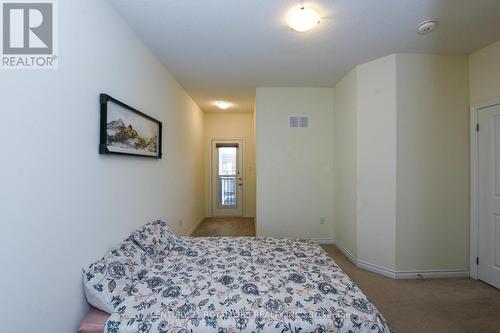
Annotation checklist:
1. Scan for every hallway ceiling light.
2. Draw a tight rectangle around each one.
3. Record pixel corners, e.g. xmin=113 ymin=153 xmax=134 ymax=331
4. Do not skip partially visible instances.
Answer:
xmin=287 ymin=5 xmax=320 ymax=32
xmin=215 ymin=101 xmax=231 ymax=110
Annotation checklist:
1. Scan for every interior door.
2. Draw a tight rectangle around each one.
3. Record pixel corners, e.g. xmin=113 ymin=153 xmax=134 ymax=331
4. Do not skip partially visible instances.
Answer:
xmin=211 ymin=140 xmax=243 ymax=216
xmin=478 ymin=103 xmax=500 ymax=289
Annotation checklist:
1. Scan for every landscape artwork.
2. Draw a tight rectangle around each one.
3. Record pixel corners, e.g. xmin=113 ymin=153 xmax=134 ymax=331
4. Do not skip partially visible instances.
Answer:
xmin=100 ymin=94 xmax=162 ymax=158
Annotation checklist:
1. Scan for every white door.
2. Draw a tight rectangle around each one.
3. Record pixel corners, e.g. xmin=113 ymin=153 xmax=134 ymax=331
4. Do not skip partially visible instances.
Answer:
xmin=478 ymin=103 xmax=500 ymax=289
xmin=211 ymin=140 xmax=244 ymax=216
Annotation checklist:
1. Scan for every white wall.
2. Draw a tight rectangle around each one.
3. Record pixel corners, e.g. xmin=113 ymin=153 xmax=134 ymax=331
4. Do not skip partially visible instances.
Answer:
xmin=204 ymin=113 xmax=256 ymax=217
xmin=255 ymin=88 xmax=334 ymax=240
xmin=333 ymin=68 xmax=358 ymax=256
xmin=469 ymin=40 xmax=500 ymax=105
xmin=395 ymin=54 xmax=469 ymax=271
xmin=356 ymin=55 xmax=398 ymax=271
xmin=0 ymin=1 xmax=205 ymax=332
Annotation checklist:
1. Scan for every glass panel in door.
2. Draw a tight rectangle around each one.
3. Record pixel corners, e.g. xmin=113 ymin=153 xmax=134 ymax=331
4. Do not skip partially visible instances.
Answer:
xmin=211 ymin=140 xmax=244 ymax=217
xmin=218 ymin=147 xmax=237 ymax=207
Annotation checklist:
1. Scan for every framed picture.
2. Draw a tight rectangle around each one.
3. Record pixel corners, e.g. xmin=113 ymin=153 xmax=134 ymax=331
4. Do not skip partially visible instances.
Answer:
xmin=99 ymin=94 xmax=162 ymax=159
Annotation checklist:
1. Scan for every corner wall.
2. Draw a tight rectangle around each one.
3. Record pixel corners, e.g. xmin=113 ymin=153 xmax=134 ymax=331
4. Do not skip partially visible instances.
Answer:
xmin=0 ymin=1 xmax=205 ymax=331
xmin=255 ymin=88 xmax=334 ymax=240
xmin=331 ymin=53 xmax=470 ymax=277
xmin=395 ymin=54 xmax=470 ymax=272
xmin=333 ymin=68 xmax=358 ymax=256
xmin=356 ymin=55 xmax=398 ymax=271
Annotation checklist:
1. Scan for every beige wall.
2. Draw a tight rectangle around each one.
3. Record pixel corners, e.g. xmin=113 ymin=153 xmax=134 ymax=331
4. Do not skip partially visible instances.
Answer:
xmin=356 ymin=55 xmax=398 ymax=271
xmin=203 ymin=113 xmax=256 ymax=217
xmin=330 ymin=53 xmax=470 ymax=275
xmin=395 ymin=54 xmax=470 ymax=271
xmin=469 ymin=40 xmax=500 ymax=105
xmin=333 ymin=68 xmax=358 ymax=256
xmin=255 ymin=54 xmax=471 ymax=274
xmin=255 ymin=88 xmax=335 ymax=240
xmin=0 ymin=0 xmax=205 ymax=331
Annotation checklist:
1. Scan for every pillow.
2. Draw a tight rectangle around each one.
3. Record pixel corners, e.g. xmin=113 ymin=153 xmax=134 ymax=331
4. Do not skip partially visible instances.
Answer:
xmin=131 ymin=219 xmax=178 ymax=261
xmin=82 ymin=238 xmax=152 ymax=313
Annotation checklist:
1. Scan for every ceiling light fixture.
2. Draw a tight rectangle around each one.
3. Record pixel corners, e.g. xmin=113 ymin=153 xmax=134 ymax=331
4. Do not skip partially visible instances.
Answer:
xmin=215 ymin=101 xmax=231 ymax=110
xmin=287 ymin=4 xmax=320 ymax=32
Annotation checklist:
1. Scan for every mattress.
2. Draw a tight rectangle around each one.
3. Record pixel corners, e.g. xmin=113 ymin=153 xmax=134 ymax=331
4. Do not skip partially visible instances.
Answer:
xmin=78 ymin=307 xmax=109 ymax=333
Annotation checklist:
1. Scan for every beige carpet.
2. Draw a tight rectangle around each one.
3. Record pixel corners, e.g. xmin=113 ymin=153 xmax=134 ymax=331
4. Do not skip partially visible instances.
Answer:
xmin=191 ymin=217 xmax=256 ymax=237
xmin=321 ymin=245 xmax=500 ymax=333
xmin=192 ymin=218 xmax=500 ymax=332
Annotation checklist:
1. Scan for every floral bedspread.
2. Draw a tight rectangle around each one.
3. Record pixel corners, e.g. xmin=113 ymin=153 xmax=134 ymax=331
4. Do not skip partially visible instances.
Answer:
xmin=102 ymin=237 xmax=391 ymax=333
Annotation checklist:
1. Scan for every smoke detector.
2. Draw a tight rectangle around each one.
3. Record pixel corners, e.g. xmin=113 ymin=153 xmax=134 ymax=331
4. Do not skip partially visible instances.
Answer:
xmin=417 ymin=20 xmax=437 ymax=34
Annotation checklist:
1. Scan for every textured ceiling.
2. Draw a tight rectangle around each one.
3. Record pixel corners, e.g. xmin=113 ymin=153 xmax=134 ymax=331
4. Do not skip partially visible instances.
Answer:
xmin=109 ymin=0 xmax=500 ymax=113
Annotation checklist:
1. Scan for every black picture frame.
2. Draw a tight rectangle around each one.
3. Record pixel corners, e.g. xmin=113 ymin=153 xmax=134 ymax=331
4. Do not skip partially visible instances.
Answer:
xmin=99 ymin=94 xmax=162 ymax=159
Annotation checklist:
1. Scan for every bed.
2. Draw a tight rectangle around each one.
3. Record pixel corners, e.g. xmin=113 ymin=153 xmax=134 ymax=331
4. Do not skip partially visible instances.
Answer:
xmin=82 ymin=221 xmax=391 ymax=333
xmin=78 ymin=307 xmax=109 ymax=333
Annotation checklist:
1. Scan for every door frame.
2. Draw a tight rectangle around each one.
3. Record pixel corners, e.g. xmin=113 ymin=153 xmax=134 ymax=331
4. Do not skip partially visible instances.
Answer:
xmin=470 ymin=98 xmax=500 ymax=280
xmin=208 ymin=137 xmax=245 ymax=217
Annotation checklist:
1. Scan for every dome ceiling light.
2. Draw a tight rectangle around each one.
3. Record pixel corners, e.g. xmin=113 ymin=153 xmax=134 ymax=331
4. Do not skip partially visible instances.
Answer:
xmin=287 ymin=3 xmax=321 ymax=32
xmin=215 ymin=101 xmax=231 ymax=110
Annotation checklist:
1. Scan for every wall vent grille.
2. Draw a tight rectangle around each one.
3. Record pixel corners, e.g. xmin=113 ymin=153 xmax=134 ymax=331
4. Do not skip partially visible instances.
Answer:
xmin=289 ymin=116 xmax=309 ymax=128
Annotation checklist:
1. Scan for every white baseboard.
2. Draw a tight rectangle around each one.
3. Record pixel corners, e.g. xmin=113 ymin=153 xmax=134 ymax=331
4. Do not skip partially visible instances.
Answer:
xmin=333 ymin=240 xmax=357 ymax=263
xmin=333 ymin=240 xmax=469 ymax=280
xmin=356 ymin=259 xmax=397 ymax=279
xmin=311 ymin=238 xmax=336 ymax=244
xmin=394 ymin=269 xmax=470 ymax=279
